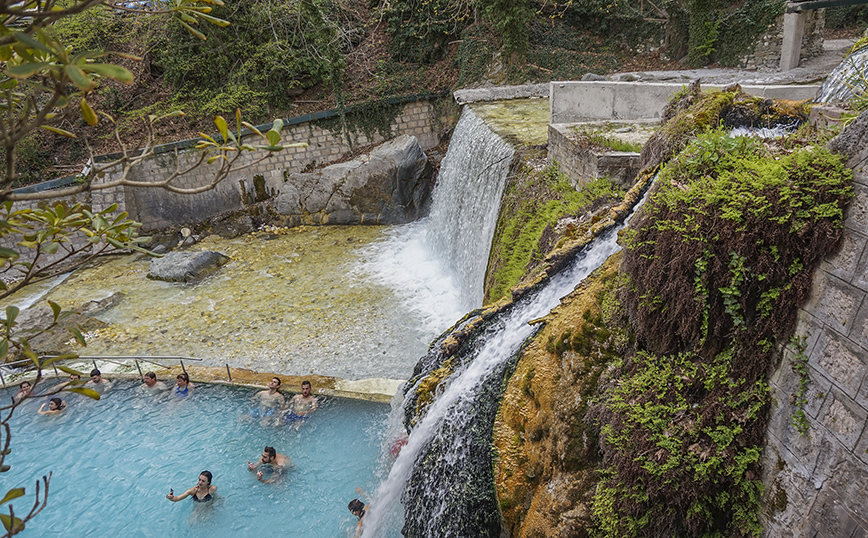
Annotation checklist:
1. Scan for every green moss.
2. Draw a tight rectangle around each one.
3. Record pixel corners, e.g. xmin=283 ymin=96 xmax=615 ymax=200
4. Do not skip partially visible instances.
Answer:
xmin=485 ymin=163 xmax=625 ymax=304
xmin=593 ymin=106 xmax=853 ymax=538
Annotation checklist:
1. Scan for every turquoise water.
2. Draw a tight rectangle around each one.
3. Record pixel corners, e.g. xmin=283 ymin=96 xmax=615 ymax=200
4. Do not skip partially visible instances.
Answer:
xmin=3 ymin=381 xmax=389 ymax=537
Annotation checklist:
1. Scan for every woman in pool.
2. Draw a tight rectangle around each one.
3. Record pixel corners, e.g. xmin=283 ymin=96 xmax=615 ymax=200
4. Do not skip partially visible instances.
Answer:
xmin=174 ymin=373 xmax=193 ymax=397
xmin=166 ymin=471 xmax=216 ymax=503
xmin=348 ymin=487 xmax=371 ymax=538
xmin=37 ymin=397 xmax=66 ymax=415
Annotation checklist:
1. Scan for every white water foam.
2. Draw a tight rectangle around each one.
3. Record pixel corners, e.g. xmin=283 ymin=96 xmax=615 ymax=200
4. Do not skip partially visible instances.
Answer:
xmin=356 ymin=107 xmax=515 ymax=337
xmin=361 ymin=223 xmax=630 ymax=537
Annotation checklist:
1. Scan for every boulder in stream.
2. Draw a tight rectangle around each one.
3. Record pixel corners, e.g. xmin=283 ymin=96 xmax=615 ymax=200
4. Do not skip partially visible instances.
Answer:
xmin=274 ymin=134 xmax=433 ymax=225
xmin=147 ymin=251 xmax=230 ymax=283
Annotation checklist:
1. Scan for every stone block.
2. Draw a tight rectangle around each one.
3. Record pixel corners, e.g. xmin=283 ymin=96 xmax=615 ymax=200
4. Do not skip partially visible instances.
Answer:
xmin=817 ymin=388 xmax=867 ymax=450
xmin=809 ymin=491 xmax=860 ymax=538
xmin=802 ymin=272 xmax=864 ymax=335
xmin=846 ymin=184 xmax=868 ymax=236
xmin=821 ymin=229 xmax=868 ymax=284
xmin=811 ymin=329 xmax=868 ymax=399
xmin=849 ymin=301 xmax=868 ymax=355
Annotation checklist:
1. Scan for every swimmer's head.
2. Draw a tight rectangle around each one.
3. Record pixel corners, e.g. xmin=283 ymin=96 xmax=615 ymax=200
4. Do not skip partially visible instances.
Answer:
xmin=90 ymin=369 xmax=101 ymax=382
xmin=144 ymin=372 xmax=157 ymax=386
xmin=262 ymin=446 xmax=276 ymax=463
xmin=348 ymin=499 xmax=365 ymax=518
xmin=177 ymin=373 xmax=190 ymax=385
xmin=270 ymin=377 xmax=281 ymax=389
xmin=20 ymin=381 xmax=31 ymax=391
xmin=301 ymin=380 xmax=311 ymax=395
xmin=48 ymin=397 xmax=63 ymax=410
xmin=199 ymin=471 xmax=212 ymax=486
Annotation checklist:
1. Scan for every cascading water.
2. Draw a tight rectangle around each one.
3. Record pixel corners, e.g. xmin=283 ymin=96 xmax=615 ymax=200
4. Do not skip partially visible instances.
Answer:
xmin=359 ymin=107 xmax=514 ymax=321
xmin=815 ymin=43 xmax=868 ymax=105
xmin=361 ymin=202 xmax=647 ymax=537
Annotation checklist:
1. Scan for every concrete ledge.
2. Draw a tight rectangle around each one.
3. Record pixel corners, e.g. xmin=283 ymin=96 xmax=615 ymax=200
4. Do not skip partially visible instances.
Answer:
xmin=454 ymin=84 xmax=549 ymax=105
xmin=550 ymin=81 xmax=822 ymax=123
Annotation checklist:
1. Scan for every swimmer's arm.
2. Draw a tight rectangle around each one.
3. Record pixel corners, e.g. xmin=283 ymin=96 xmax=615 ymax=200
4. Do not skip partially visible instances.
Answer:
xmin=167 ymin=487 xmax=195 ymax=502
xmin=247 ymin=460 xmax=258 ymax=472
xmin=310 ymin=397 xmax=319 ymax=412
xmin=37 ymin=403 xmax=50 ymax=415
xmin=355 ymin=487 xmax=372 ymax=503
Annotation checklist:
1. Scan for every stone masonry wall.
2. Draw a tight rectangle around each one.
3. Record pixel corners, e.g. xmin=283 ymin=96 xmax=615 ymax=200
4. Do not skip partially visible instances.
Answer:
xmin=761 ymin=116 xmax=868 ymax=537
xmin=740 ymin=8 xmax=825 ymax=70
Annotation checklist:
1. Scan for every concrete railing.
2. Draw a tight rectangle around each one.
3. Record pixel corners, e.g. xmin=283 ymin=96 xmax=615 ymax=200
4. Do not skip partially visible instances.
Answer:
xmin=550 ymin=81 xmax=822 ymax=123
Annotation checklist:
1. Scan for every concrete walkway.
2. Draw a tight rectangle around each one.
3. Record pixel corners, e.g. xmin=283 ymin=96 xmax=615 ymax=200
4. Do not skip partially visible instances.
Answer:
xmin=611 ymin=38 xmax=857 ymax=86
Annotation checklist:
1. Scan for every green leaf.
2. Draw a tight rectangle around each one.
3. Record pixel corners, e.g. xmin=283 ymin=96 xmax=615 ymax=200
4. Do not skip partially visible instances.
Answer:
xmin=196 ymin=12 xmax=230 ymax=26
xmin=0 ymin=465 xmax=9 ymax=473
xmin=106 ymin=237 xmax=125 ymax=249
xmin=266 ymin=129 xmax=281 ymax=147
xmin=40 ymin=125 xmax=77 ymax=138
xmin=179 ymin=20 xmax=207 ymax=40
xmin=68 ymin=327 xmax=86 ymax=347
xmin=5 ymin=62 xmax=51 ymax=79
xmin=49 ymin=301 xmax=61 ymax=322
xmin=40 ymin=353 xmax=78 ymax=368
xmin=0 ymin=339 xmax=8 ymax=360
xmin=66 ymin=386 xmax=100 ymax=400
xmin=65 ymin=64 xmax=95 ymax=91
xmin=0 ymin=511 xmax=24 ymax=532
xmin=0 ymin=488 xmax=25 ymax=506
xmin=81 ymin=97 xmax=98 ymax=126
xmin=241 ymin=122 xmax=264 ymax=138
xmin=42 ymin=241 xmax=58 ymax=255
xmin=83 ymin=63 xmax=134 ymax=85
xmin=11 ymin=31 xmax=52 ymax=54
xmin=5 ymin=306 xmax=18 ymax=328
xmin=57 ymin=365 xmax=84 ymax=376
xmin=214 ymin=116 xmax=228 ymax=143
xmin=0 ymin=247 xmax=19 ymax=259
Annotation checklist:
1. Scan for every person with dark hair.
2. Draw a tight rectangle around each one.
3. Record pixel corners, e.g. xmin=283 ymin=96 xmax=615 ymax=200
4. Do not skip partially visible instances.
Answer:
xmin=249 ymin=377 xmax=284 ymax=419
xmin=282 ymin=380 xmax=318 ymax=429
xmin=37 ymin=397 xmax=66 ymax=415
xmin=141 ymin=372 xmax=167 ymax=393
xmin=166 ymin=471 xmax=216 ymax=502
xmin=348 ymin=487 xmax=371 ymax=538
xmin=174 ymin=373 xmax=193 ymax=398
xmin=247 ymin=445 xmax=291 ymax=483
xmin=13 ymin=381 xmax=32 ymax=403
xmin=86 ymin=369 xmax=112 ymax=394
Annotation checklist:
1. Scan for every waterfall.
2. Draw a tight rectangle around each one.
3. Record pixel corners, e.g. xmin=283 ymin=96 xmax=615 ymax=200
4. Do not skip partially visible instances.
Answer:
xmin=357 ymin=106 xmax=515 ymax=335
xmin=361 ymin=208 xmax=644 ymax=537
xmin=815 ymin=43 xmax=868 ymax=105
xmin=424 ymin=107 xmax=514 ymax=311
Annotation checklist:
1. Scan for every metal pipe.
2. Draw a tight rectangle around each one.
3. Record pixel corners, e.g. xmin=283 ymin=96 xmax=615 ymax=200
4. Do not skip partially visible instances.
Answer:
xmin=0 ymin=369 xmax=5 ymax=387
xmin=225 ymin=364 xmax=232 ymax=381
xmin=135 ymin=360 xmax=144 ymax=381
xmin=180 ymin=360 xmax=187 ymax=376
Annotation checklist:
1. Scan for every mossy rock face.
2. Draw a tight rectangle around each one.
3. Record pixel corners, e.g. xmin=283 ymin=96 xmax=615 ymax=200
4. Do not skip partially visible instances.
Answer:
xmin=494 ymin=256 xmax=630 ymax=538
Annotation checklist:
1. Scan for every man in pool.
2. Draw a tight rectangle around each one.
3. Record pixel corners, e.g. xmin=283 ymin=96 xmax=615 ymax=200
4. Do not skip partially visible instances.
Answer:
xmin=247 ymin=446 xmax=291 ymax=483
xmin=282 ymin=380 xmax=318 ymax=428
xmin=250 ymin=377 xmax=284 ymax=417
xmin=86 ymin=369 xmax=112 ymax=394
xmin=140 ymin=372 xmax=168 ymax=393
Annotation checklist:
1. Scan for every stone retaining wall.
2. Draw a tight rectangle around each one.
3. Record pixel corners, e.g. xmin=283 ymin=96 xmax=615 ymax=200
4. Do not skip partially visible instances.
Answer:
xmin=740 ymin=8 xmax=825 ymax=70
xmin=761 ymin=116 xmax=868 ymax=537
xmin=121 ymin=99 xmax=446 ymax=231
xmin=547 ymin=124 xmax=641 ymax=189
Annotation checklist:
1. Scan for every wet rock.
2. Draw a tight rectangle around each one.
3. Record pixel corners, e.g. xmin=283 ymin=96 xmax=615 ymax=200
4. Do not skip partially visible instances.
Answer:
xmin=147 ymin=251 xmax=230 ymax=283
xmin=274 ymin=135 xmax=433 ymax=225
xmin=10 ymin=298 xmax=114 ymax=358
xmin=208 ymin=213 xmax=256 ymax=238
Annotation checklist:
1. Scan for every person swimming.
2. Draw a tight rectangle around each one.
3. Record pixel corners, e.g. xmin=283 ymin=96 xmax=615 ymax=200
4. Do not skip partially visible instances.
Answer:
xmin=166 ymin=471 xmax=216 ymax=503
xmin=37 ymin=397 xmax=66 ymax=415
xmin=174 ymin=373 xmax=193 ymax=398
